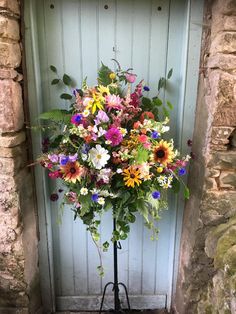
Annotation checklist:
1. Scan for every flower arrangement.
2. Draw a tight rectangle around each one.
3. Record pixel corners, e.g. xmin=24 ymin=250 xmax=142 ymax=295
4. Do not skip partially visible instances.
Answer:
xmin=38 ymin=61 xmax=190 ymax=258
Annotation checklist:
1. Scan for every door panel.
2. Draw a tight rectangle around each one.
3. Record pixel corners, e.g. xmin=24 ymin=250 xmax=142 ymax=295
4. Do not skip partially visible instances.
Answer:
xmin=25 ymin=0 xmax=203 ymax=311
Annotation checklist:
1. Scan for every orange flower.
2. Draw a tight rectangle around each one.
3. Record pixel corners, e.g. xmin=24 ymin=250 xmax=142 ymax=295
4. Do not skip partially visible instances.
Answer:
xmin=60 ymin=161 xmax=85 ymax=183
xmin=123 ymin=166 xmax=142 ymax=188
xmin=140 ymin=111 xmax=155 ymax=123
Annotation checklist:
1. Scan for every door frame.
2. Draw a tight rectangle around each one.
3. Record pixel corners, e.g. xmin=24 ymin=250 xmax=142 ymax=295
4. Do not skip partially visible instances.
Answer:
xmin=24 ymin=0 xmax=204 ymax=312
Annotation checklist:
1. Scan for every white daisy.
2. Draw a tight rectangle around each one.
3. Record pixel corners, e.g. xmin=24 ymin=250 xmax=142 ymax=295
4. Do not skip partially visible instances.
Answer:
xmin=88 ymin=145 xmax=110 ymax=170
xmin=80 ymin=188 xmax=88 ymax=195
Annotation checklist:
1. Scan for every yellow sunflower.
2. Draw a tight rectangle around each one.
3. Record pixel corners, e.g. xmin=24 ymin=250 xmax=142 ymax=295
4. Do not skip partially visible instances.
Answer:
xmin=97 ymin=85 xmax=110 ymax=97
xmin=153 ymin=140 xmax=174 ymax=166
xmin=60 ymin=161 xmax=85 ymax=184
xmin=122 ymin=166 xmax=142 ymax=188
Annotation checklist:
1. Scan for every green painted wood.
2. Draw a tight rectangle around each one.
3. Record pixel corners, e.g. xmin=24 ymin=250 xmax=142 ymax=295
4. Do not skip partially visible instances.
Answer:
xmin=24 ymin=0 xmax=204 ymax=311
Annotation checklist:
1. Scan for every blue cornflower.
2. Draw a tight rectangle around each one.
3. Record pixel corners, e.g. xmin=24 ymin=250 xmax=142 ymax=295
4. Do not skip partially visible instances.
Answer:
xmin=60 ymin=155 xmax=69 ymax=166
xmin=151 ymin=131 xmax=159 ymax=139
xmin=81 ymin=144 xmax=90 ymax=154
xmin=143 ymin=86 xmax=150 ymax=91
xmin=178 ymin=168 xmax=186 ymax=176
xmin=91 ymin=194 xmax=99 ymax=202
xmin=152 ymin=191 xmax=161 ymax=199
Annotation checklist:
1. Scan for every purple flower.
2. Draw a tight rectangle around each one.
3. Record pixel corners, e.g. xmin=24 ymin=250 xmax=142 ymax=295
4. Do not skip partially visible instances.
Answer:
xmin=105 ymin=127 xmax=123 ymax=146
xmin=94 ymin=110 xmax=109 ymax=125
xmin=69 ymin=153 xmax=78 ymax=162
xmin=48 ymin=154 xmax=59 ymax=163
xmin=152 ymin=191 xmax=161 ymax=199
xmin=178 ymin=168 xmax=186 ymax=176
xmin=50 ymin=193 xmax=59 ymax=202
xmin=59 ymin=155 xmax=69 ymax=166
xmin=91 ymin=193 xmax=99 ymax=202
xmin=151 ymin=131 xmax=159 ymax=139
xmin=143 ymin=86 xmax=150 ymax=91
xmin=71 ymin=114 xmax=83 ymax=125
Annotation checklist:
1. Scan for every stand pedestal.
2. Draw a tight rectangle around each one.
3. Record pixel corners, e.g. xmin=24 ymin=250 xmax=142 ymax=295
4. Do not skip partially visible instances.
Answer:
xmin=99 ymin=218 xmax=131 ymax=313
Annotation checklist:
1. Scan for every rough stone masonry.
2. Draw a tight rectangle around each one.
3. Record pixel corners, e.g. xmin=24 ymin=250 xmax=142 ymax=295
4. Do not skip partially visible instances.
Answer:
xmin=0 ymin=0 xmax=41 ymax=313
xmin=175 ymin=0 xmax=236 ymax=313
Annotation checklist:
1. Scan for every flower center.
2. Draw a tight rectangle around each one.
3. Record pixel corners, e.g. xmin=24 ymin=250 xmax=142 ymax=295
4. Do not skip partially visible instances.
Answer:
xmin=96 ymin=154 xmax=102 ymax=160
xmin=130 ymin=174 xmax=135 ymax=179
xmin=70 ymin=167 xmax=76 ymax=174
xmin=156 ymin=149 xmax=165 ymax=158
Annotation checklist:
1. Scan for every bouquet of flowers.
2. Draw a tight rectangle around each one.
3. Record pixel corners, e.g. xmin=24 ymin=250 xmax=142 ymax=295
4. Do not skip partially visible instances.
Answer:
xmin=38 ymin=61 xmax=190 ymax=254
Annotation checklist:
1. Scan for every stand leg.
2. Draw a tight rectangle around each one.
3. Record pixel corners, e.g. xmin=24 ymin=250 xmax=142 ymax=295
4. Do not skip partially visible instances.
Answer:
xmin=99 ymin=215 xmax=131 ymax=313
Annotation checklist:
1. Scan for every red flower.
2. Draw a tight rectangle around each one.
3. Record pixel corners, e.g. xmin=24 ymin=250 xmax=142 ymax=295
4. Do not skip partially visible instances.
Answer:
xmin=140 ymin=111 xmax=155 ymax=123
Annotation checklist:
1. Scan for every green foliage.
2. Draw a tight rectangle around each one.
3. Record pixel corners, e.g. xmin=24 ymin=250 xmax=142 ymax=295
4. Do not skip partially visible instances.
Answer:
xmin=39 ymin=109 xmax=71 ymax=123
xmin=50 ymin=65 xmax=57 ymax=73
xmin=98 ymin=62 xmax=112 ymax=86
xmin=60 ymin=93 xmax=73 ymax=100
xmin=63 ymin=74 xmax=72 ymax=86
xmin=51 ymin=78 xmax=60 ymax=85
xmin=167 ymin=68 xmax=173 ymax=79
xmin=135 ymin=146 xmax=149 ymax=163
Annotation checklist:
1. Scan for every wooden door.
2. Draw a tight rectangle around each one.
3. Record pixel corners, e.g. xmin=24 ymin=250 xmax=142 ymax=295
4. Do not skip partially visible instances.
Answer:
xmin=24 ymin=0 xmax=204 ymax=312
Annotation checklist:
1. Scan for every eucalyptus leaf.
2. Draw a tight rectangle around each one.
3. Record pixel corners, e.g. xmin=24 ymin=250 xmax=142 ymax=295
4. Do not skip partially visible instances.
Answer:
xmin=153 ymin=97 xmax=162 ymax=107
xmin=184 ymin=187 xmax=190 ymax=199
xmin=50 ymin=65 xmax=57 ymax=73
xmin=51 ymin=78 xmax=60 ymax=85
xmin=142 ymin=97 xmax=152 ymax=106
xmin=167 ymin=68 xmax=173 ymax=79
xmin=39 ymin=109 xmax=71 ymax=122
xmin=63 ymin=74 xmax=72 ymax=86
xmin=167 ymin=101 xmax=174 ymax=110
xmin=60 ymin=93 xmax=73 ymax=100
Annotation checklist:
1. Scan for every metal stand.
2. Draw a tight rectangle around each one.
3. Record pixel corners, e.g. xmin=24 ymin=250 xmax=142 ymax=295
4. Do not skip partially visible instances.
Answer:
xmin=99 ymin=218 xmax=131 ymax=313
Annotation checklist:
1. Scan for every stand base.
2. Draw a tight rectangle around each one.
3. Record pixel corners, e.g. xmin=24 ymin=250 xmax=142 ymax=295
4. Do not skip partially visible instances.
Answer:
xmin=99 ymin=281 xmax=131 ymax=314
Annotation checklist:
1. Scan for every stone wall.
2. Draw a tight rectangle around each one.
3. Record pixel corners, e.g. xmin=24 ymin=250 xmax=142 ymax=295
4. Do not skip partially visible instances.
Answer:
xmin=175 ymin=0 xmax=236 ymax=313
xmin=0 ymin=0 xmax=41 ymax=313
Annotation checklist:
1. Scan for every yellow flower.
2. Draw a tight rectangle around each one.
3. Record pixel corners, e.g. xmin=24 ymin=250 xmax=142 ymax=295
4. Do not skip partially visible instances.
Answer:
xmin=109 ymin=72 xmax=116 ymax=80
xmin=153 ymin=140 xmax=174 ymax=166
xmin=122 ymin=166 xmax=142 ymax=188
xmin=97 ymin=85 xmax=110 ymax=96
xmin=157 ymin=167 xmax=163 ymax=173
xmin=91 ymin=92 xmax=104 ymax=114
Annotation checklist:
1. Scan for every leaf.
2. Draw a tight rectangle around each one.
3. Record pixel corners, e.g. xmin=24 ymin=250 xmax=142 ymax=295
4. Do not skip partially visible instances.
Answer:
xmin=60 ymin=93 xmax=73 ymax=100
xmin=137 ymin=198 xmax=149 ymax=223
xmin=184 ymin=187 xmax=190 ymax=199
xmin=167 ymin=101 xmax=173 ymax=110
xmin=50 ymin=65 xmax=57 ymax=73
xmin=167 ymin=68 xmax=173 ymax=79
xmin=98 ymin=62 xmax=112 ymax=86
xmin=163 ymin=107 xmax=170 ymax=118
xmin=142 ymin=97 xmax=152 ymax=106
xmin=39 ymin=109 xmax=71 ymax=122
xmin=136 ymin=146 xmax=149 ymax=163
xmin=147 ymin=194 xmax=160 ymax=210
xmin=158 ymin=77 xmax=166 ymax=91
xmin=63 ymin=74 xmax=72 ymax=86
xmin=153 ymin=97 xmax=162 ymax=107
xmin=82 ymin=76 xmax=88 ymax=90
xmin=172 ymin=178 xmax=180 ymax=194
xmin=51 ymin=78 xmax=60 ymax=85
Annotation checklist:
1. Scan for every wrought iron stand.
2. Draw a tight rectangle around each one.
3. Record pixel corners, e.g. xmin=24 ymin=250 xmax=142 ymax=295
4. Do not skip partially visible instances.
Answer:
xmin=99 ymin=218 xmax=131 ymax=313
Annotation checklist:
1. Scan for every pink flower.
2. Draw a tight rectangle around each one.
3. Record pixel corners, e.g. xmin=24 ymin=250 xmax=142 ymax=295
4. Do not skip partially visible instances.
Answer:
xmin=105 ymin=95 xmax=124 ymax=111
xmin=125 ymin=73 xmax=136 ymax=83
xmin=94 ymin=110 xmax=109 ymax=125
xmin=138 ymin=134 xmax=148 ymax=143
xmin=105 ymin=127 xmax=123 ymax=146
xmin=48 ymin=170 xmax=62 ymax=179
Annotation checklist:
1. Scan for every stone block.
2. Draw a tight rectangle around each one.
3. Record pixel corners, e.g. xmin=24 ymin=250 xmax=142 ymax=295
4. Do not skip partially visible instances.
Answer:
xmin=0 ymin=80 xmax=23 ymax=132
xmin=201 ymin=209 xmax=225 ymax=226
xmin=0 ymin=16 xmax=19 ymax=41
xmin=0 ymin=132 xmax=25 ymax=147
xmin=205 ymin=215 xmax=236 ymax=258
xmin=206 ymin=168 xmax=220 ymax=178
xmin=205 ymin=177 xmax=218 ymax=190
xmin=0 ymin=155 xmax=26 ymax=176
xmin=201 ymin=191 xmax=236 ymax=218
xmin=218 ymin=0 xmax=236 ymax=15
xmin=208 ymin=54 xmax=236 ymax=71
xmin=211 ymin=126 xmax=234 ymax=146
xmin=0 ymin=42 xmax=21 ymax=68
xmin=219 ymin=171 xmax=236 ymax=189
xmin=224 ymin=16 xmax=236 ymax=31
xmin=210 ymin=32 xmax=236 ymax=55
xmin=223 ymin=245 xmax=236 ymax=276
xmin=0 ymin=145 xmax=25 ymax=158
xmin=0 ymin=0 xmax=20 ymax=15
xmin=208 ymin=151 xmax=236 ymax=170
xmin=215 ymin=226 xmax=236 ymax=269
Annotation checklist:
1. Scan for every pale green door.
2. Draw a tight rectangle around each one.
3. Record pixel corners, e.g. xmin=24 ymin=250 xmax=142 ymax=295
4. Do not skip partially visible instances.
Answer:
xmin=24 ymin=0 xmax=203 ymax=312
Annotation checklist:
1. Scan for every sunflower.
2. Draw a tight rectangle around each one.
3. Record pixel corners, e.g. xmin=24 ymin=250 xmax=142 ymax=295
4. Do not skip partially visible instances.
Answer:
xmin=60 ymin=161 xmax=85 ymax=183
xmin=97 ymin=85 xmax=110 ymax=97
xmin=122 ymin=166 xmax=142 ymax=188
xmin=153 ymin=140 xmax=174 ymax=166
